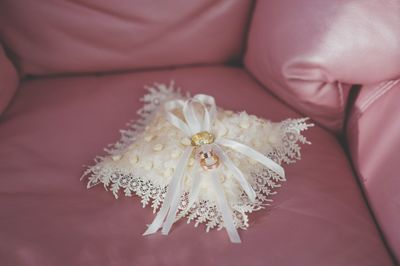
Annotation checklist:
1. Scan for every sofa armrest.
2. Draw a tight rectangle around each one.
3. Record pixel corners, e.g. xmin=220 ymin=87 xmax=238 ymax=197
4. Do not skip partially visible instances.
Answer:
xmin=0 ymin=43 xmax=19 ymax=115
xmin=346 ymin=79 xmax=400 ymax=258
xmin=245 ymin=0 xmax=400 ymax=133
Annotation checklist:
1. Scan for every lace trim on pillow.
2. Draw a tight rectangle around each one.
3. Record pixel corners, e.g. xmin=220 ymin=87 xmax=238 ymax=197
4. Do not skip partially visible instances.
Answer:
xmin=82 ymin=83 xmax=313 ymax=232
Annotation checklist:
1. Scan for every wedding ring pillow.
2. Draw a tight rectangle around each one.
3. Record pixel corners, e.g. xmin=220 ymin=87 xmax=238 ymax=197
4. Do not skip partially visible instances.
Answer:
xmin=82 ymin=83 xmax=313 ymax=243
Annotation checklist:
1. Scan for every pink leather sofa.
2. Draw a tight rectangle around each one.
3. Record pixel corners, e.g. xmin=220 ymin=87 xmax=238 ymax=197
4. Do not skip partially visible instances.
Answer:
xmin=1 ymin=1 xmax=399 ymax=265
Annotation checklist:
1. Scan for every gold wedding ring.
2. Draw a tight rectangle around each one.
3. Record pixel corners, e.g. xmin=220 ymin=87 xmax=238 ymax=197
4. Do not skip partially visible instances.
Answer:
xmin=191 ymin=131 xmax=215 ymax=146
xmin=199 ymin=150 xmax=220 ymax=170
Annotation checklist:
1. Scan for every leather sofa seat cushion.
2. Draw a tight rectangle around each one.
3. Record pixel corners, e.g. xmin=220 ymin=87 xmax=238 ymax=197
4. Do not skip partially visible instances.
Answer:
xmin=0 ymin=66 xmax=392 ymax=265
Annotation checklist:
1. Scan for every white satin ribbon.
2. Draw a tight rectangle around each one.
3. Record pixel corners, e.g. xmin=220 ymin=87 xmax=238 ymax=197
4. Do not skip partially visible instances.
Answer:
xmin=216 ymin=138 xmax=285 ymax=179
xmin=210 ymin=170 xmax=241 ymax=243
xmin=143 ymin=94 xmax=285 ymax=243
xmin=143 ymin=146 xmax=193 ymax=236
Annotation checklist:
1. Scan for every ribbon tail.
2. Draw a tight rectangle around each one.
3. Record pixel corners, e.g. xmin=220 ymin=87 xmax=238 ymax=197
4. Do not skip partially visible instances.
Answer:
xmin=143 ymin=146 xmax=193 ymax=236
xmin=175 ymin=170 xmax=203 ymax=220
xmin=217 ymin=138 xmax=285 ymax=179
xmin=161 ymin=184 xmax=183 ymax=235
xmin=210 ymin=170 xmax=241 ymax=243
xmin=186 ymin=170 xmax=203 ymax=213
xmin=213 ymin=145 xmax=256 ymax=202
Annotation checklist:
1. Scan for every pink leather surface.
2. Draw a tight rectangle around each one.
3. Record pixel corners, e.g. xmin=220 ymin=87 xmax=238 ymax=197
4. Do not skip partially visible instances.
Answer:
xmin=0 ymin=66 xmax=392 ymax=265
xmin=0 ymin=44 xmax=18 ymax=115
xmin=0 ymin=0 xmax=252 ymax=76
xmin=245 ymin=0 xmax=400 ymax=133
xmin=347 ymin=79 xmax=400 ymax=260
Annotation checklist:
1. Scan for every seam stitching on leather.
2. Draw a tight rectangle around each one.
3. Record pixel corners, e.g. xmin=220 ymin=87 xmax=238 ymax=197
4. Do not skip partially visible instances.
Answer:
xmin=360 ymin=79 xmax=399 ymax=113
xmin=337 ymin=81 xmax=344 ymax=110
xmin=359 ymin=81 xmax=390 ymax=112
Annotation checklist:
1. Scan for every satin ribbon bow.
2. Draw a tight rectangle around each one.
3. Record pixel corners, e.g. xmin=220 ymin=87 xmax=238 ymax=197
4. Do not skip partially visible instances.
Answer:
xmin=143 ymin=94 xmax=285 ymax=243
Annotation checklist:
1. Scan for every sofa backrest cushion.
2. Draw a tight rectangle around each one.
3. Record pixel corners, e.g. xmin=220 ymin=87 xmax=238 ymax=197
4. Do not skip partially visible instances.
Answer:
xmin=245 ymin=0 xmax=400 ymax=133
xmin=0 ymin=0 xmax=253 ymax=76
xmin=0 ymin=44 xmax=18 ymax=115
xmin=346 ymin=79 xmax=400 ymax=259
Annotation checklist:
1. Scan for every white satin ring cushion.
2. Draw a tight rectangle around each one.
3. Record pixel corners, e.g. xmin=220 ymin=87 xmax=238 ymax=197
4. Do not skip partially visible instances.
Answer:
xmin=82 ymin=83 xmax=313 ymax=243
